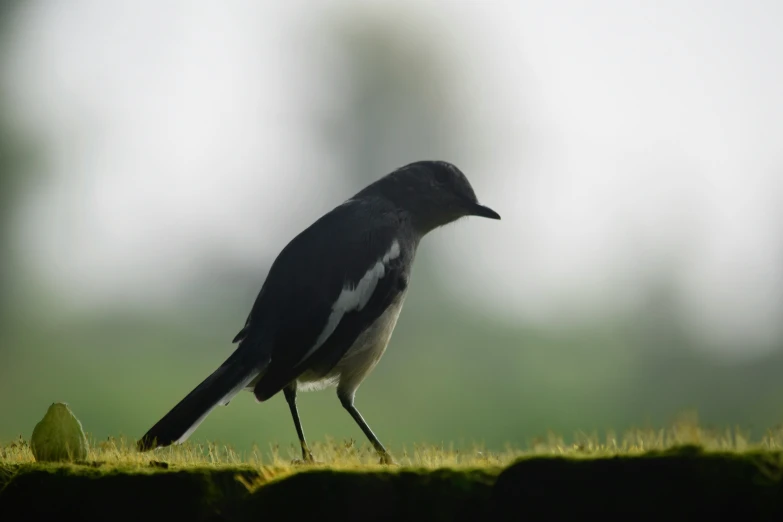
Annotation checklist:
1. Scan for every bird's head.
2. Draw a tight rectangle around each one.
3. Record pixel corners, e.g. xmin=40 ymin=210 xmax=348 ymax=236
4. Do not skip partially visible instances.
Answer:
xmin=372 ymin=160 xmax=500 ymax=233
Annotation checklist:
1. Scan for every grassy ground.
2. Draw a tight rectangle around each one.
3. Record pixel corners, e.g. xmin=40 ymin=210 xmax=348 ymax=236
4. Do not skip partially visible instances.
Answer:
xmin=3 ymin=415 xmax=783 ymax=471
xmin=3 ymin=419 xmax=783 ymax=521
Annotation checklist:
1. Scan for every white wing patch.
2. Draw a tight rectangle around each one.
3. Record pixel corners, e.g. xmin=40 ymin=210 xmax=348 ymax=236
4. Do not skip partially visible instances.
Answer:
xmin=297 ymin=239 xmax=401 ymax=366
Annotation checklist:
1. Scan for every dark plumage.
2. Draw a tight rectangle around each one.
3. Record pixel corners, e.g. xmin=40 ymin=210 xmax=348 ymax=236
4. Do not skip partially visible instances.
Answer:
xmin=136 ymin=160 xmax=500 ymax=464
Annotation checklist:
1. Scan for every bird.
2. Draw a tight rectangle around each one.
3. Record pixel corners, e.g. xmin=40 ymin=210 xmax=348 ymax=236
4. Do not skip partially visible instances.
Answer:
xmin=136 ymin=160 xmax=500 ymax=464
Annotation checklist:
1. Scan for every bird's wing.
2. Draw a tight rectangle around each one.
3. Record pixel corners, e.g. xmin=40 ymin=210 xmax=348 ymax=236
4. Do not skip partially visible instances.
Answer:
xmin=230 ymin=198 xmax=412 ymax=401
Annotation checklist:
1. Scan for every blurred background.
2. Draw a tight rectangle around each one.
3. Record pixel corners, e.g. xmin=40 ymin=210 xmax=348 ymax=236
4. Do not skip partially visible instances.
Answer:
xmin=2 ymin=0 xmax=783 ymax=457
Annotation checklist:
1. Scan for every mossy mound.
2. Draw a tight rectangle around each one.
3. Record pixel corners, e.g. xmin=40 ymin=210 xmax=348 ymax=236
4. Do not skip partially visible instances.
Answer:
xmin=491 ymin=444 xmax=783 ymax=520
xmin=2 ymin=445 xmax=782 ymax=521
xmin=30 ymin=403 xmax=89 ymax=462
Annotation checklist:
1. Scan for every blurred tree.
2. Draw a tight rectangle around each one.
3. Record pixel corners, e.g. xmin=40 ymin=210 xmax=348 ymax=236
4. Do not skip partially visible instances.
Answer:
xmin=314 ymin=15 xmax=463 ymax=186
xmin=305 ymin=8 xmax=485 ymax=320
xmin=0 ymin=0 xmax=34 ymax=326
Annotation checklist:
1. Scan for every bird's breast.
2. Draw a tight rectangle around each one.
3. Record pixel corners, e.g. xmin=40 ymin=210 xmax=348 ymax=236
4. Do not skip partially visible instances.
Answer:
xmin=342 ymin=294 xmax=406 ymax=361
xmin=296 ymin=292 xmax=407 ymax=393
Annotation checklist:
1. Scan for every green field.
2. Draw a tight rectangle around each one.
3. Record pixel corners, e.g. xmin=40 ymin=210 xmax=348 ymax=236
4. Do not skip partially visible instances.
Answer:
xmin=3 ymin=422 xmax=783 ymax=521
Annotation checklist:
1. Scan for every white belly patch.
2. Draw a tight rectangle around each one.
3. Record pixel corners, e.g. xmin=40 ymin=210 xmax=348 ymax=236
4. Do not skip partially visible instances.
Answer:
xmin=296 ymin=293 xmax=406 ymax=393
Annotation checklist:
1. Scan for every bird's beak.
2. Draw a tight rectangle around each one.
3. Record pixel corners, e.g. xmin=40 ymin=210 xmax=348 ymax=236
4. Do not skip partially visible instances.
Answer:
xmin=468 ymin=202 xmax=501 ymax=220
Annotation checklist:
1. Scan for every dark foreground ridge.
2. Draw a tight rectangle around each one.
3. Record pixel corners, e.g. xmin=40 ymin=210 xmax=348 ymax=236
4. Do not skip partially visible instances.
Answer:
xmin=2 ymin=445 xmax=783 ymax=521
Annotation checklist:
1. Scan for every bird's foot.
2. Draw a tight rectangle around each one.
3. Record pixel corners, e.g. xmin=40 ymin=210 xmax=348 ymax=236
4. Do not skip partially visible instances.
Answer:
xmin=290 ymin=457 xmax=323 ymax=466
xmin=291 ymin=451 xmax=321 ymax=466
xmin=378 ymin=452 xmax=396 ymax=466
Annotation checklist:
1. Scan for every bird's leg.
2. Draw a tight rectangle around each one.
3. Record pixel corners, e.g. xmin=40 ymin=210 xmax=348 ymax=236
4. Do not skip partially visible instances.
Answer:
xmin=283 ymin=384 xmax=314 ymax=463
xmin=338 ymin=391 xmax=395 ymax=465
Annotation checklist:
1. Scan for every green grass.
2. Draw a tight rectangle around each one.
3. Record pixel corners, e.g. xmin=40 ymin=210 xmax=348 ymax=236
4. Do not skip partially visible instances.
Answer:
xmin=4 ymin=414 xmax=783 ymax=471
xmin=3 ymin=419 xmax=783 ymax=521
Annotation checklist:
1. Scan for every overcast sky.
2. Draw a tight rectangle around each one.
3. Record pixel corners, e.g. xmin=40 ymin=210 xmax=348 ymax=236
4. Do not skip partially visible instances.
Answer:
xmin=3 ymin=0 xmax=783 ymax=360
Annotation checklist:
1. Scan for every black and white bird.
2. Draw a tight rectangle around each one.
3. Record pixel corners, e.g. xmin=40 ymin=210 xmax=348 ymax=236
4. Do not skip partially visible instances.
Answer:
xmin=136 ymin=160 xmax=500 ymax=464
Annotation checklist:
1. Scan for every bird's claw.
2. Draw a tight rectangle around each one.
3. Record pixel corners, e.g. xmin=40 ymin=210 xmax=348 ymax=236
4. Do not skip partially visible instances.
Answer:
xmin=291 ymin=455 xmax=322 ymax=466
xmin=378 ymin=452 xmax=396 ymax=466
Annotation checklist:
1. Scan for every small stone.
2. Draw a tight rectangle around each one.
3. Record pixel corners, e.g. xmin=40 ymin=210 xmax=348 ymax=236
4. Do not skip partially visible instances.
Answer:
xmin=31 ymin=402 xmax=89 ymax=462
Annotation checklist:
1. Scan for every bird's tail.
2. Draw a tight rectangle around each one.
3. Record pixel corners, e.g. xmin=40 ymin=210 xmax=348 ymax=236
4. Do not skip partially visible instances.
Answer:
xmin=136 ymin=358 xmax=261 ymax=452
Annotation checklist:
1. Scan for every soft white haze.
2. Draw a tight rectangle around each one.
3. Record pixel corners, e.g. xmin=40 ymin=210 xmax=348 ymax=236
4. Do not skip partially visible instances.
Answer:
xmin=3 ymin=0 xmax=783 ymax=360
